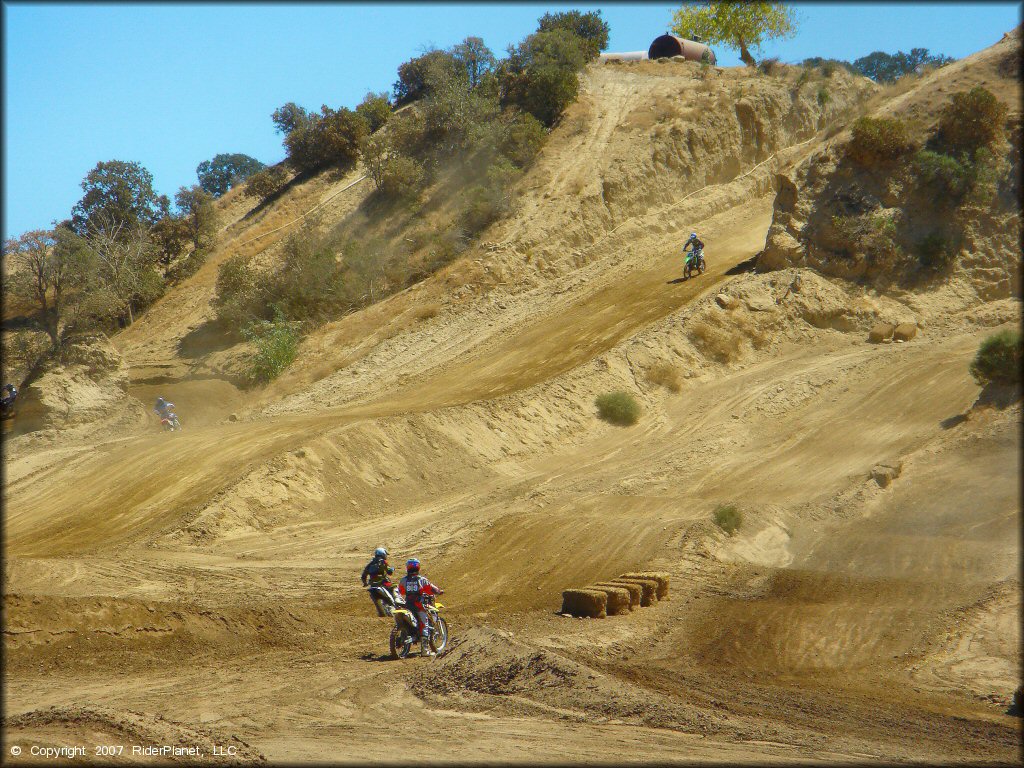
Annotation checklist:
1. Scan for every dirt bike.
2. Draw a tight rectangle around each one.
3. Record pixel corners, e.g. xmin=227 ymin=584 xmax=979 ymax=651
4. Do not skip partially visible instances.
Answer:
xmin=683 ymin=248 xmax=706 ymax=279
xmin=389 ymin=595 xmax=449 ymax=659
xmin=161 ymin=413 xmax=182 ymax=432
xmin=367 ymin=584 xmax=399 ymax=617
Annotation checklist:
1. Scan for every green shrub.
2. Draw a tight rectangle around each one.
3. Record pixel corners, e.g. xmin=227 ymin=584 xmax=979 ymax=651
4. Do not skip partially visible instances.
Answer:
xmin=758 ymin=56 xmax=781 ymax=76
xmin=937 ymin=86 xmax=1008 ymax=157
xmin=713 ymin=504 xmax=742 ymax=536
xmin=595 ymin=391 xmax=641 ymax=426
xmin=498 ymin=28 xmax=588 ymax=127
xmin=969 ymin=329 xmax=1022 ymax=386
xmin=847 ymin=116 xmax=913 ymax=167
xmin=214 ymin=253 xmax=266 ymax=328
xmin=244 ymin=166 xmax=288 ymax=200
xmin=913 ymin=149 xmax=975 ymax=199
xmin=817 ymin=86 xmax=830 ymax=106
xmin=379 ymin=155 xmax=426 ymax=200
xmin=285 ymin=106 xmax=368 ymax=173
xmin=356 ymin=91 xmax=392 ymax=133
xmin=242 ymin=307 xmax=302 ymax=384
xmin=915 ymin=231 xmax=957 ymax=271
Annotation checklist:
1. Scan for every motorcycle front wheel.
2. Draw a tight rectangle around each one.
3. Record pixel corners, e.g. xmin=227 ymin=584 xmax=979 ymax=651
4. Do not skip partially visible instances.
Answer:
xmin=389 ymin=627 xmax=414 ymax=659
xmin=430 ymin=617 xmax=449 ymax=654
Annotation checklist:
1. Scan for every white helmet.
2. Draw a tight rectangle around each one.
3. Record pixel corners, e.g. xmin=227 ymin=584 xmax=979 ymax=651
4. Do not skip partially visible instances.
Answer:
xmin=374 ymin=547 xmax=388 ymax=558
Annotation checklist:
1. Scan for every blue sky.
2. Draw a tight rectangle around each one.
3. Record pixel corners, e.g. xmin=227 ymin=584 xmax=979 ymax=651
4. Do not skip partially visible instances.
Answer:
xmin=3 ymin=2 xmax=1020 ymax=240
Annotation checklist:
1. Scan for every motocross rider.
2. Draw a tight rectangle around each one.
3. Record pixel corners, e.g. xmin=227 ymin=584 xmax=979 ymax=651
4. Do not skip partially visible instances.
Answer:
xmin=1 ymin=384 xmax=18 ymax=411
xmin=398 ymin=558 xmax=443 ymax=657
xmin=683 ymin=232 xmax=705 ymax=267
xmin=154 ymin=397 xmax=175 ymax=421
xmin=361 ymin=547 xmax=396 ymax=616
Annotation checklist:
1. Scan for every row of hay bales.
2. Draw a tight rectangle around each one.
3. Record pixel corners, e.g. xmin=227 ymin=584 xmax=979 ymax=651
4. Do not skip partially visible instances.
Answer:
xmin=560 ymin=572 xmax=670 ymax=618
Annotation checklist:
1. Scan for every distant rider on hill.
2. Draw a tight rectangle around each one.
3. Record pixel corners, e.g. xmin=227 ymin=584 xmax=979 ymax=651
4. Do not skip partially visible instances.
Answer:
xmin=361 ymin=547 xmax=396 ymax=616
xmin=683 ymin=232 xmax=704 ymax=262
xmin=398 ymin=558 xmax=443 ymax=657
xmin=1 ymin=384 xmax=18 ymax=414
xmin=154 ymin=397 xmax=175 ymax=421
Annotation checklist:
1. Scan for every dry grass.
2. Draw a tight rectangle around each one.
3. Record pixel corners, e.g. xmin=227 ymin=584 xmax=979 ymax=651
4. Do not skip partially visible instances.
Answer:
xmin=645 ymin=362 xmax=682 ymax=393
xmin=689 ymin=310 xmax=774 ymax=364
xmin=411 ymin=302 xmax=441 ymax=322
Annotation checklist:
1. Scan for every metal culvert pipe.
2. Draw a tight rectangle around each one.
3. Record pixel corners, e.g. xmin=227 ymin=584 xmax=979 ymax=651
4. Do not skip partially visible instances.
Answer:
xmin=599 ymin=51 xmax=649 ymax=62
xmin=648 ymin=34 xmax=717 ymax=64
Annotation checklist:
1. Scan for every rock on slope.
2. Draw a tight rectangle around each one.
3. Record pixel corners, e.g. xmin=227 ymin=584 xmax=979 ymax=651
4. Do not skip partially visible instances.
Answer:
xmin=759 ymin=29 xmax=1021 ymax=304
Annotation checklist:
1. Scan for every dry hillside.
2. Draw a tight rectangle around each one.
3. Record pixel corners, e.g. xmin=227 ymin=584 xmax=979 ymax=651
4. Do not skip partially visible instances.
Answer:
xmin=3 ymin=33 xmax=1021 ymax=765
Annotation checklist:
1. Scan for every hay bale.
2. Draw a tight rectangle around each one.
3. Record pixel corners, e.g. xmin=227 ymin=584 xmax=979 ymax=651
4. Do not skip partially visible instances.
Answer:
xmin=621 ymin=571 xmax=670 ymax=599
xmin=868 ymin=322 xmax=895 ymax=343
xmin=594 ymin=580 xmax=641 ymax=608
xmin=560 ymin=589 xmax=607 ymax=618
xmin=893 ymin=323 xmax=918 ymax=342
xmin=608 ymin=577 xmax=658 ymax=607
xmin=588 ymin=585 xmax=631 ymax=615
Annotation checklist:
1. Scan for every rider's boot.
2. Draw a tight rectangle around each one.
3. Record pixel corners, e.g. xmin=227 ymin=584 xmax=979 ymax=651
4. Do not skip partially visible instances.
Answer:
xmin=420 ymin=637 xmax=435 ymax=657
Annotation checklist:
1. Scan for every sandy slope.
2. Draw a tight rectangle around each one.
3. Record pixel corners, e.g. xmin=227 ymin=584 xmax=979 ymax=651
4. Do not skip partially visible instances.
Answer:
xmin=3 ymin=48 xmax=1021 ymax=764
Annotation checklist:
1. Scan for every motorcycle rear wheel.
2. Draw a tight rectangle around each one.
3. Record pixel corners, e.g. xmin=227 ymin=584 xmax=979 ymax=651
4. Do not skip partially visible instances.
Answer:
xmin=389 ymin=627 xmax=414 ymax=659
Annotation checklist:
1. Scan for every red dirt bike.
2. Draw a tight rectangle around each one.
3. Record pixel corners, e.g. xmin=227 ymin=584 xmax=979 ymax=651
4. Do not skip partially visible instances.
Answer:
xmin=161 ymin=412 xmax=182 ymax=432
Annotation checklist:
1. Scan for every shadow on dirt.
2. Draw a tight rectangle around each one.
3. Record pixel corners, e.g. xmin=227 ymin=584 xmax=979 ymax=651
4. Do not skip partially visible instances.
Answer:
xmin=726 ymin=252 xmax=760 ymax=275
xmin=972 ymin=383 xmax=1022 ymax=410
xmin=360 ymin=652 xmax=397 ymax=663
xmin=666 ymin=277 xmax=690 ymax=285
xmin=178 ymin=320 xmax=237 ymax=359
xmin=940 ymin=413 xmax=969 ymax=429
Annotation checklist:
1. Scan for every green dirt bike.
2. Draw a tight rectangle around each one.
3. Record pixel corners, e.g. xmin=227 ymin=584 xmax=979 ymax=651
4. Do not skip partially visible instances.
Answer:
xmin=683 ymin=248 xmax=706 ymax=279
xmin=389 ymin=596 xmax=449 ymax=659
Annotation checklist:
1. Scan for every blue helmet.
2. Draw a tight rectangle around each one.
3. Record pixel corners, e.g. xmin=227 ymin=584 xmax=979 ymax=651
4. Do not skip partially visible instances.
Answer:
xmin=155 ymin=397 xmax=166 ymax=407
xmin=374 ymin=547 xmax=388 ymax=558
xmin=406 ymin=558 xmax=420 ymax=573
xmin=689 ymin=232 xmax=697 ymax=240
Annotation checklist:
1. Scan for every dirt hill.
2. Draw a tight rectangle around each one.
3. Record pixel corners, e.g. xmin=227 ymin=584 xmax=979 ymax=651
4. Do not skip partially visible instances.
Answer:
xmin=3 ymin=33 xmax=1021 ymax=764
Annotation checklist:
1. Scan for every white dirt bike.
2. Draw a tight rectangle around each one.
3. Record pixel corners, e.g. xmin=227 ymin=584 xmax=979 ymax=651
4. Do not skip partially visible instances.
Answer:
xmin=389 ymin=595 xmax=449 ymax=659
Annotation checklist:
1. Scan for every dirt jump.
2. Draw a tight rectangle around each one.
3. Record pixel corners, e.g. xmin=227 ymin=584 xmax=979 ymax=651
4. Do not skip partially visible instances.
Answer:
xmin=3 ymin=41 xmax=1021 ymax=765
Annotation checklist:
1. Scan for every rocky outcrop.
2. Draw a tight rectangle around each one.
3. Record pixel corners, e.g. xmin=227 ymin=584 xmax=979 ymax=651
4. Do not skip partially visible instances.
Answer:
xmin=14 ymin=335 xmax=145 ymax=434
xmin=757 ymin=31 xmax=1022 ymax=305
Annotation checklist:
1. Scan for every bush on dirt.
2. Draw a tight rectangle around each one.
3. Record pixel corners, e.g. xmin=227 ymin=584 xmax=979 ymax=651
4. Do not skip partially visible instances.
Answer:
xmin=244 ymin=166 xmax=289 ymax=201
xmin=379 ymin=155 xmax=426 ymax=201
xmin=645 ymin=362 xmax=682 ymax=393
xmin=355 ymin=91 xmax=392 ymax=133
xmin=713 ymin=503 xmax=742 ymax=536
xmin=912 ymin=149 xmax=976 ymax=200
xmin=241 ymin=307 xmax=302 ymax=384
xmin=847 ymin=116 xmax=913 ymax=167
xmin=595 ymin=391 xmax=641 ymax=426
xmin=915 ymin=230 xmax=958 ymax=272
xmin=936 ymin=86 xmax=1009 ymax=157
xmin=969 ymin=329 xmax=1022 ymax=387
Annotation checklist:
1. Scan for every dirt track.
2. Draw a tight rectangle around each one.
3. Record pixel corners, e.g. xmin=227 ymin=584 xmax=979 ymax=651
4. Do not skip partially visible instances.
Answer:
xmin=3 ymin=56 xmax=1021 ymax=764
